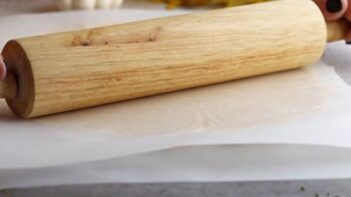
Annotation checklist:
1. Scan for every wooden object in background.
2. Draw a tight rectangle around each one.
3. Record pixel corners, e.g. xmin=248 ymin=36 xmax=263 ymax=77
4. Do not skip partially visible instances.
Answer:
xmin=0 ymin=0 xmax=345 ymax=118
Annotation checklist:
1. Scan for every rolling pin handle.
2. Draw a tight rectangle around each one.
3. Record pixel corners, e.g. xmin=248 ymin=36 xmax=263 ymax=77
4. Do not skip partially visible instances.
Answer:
xmin=315 ymin=0 xmax=351 ymax=43
xmin=0 ymin=55 xmax=17 ymax=99
xmin=327 ymin=19 xmax=350 ymax=42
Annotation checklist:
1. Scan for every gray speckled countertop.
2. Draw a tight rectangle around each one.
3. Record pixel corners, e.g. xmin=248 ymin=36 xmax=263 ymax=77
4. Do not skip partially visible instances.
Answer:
xmin=1 ymin=180 xmax=351 ymax=197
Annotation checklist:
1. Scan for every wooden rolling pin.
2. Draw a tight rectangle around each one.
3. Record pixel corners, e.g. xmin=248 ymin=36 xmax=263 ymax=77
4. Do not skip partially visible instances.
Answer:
xmin=0 ymin=0 xmax=349 ymax=118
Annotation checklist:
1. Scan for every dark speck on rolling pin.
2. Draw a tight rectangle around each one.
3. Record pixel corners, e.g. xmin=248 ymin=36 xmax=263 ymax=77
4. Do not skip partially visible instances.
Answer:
xmin=82 ymin=41 xmax=90 ymax=47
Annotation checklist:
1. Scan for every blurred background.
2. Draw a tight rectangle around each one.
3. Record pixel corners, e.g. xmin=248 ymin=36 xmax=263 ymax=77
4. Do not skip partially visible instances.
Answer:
xmin=0 ymin=0 xmax=269 ymax=16
xmin=0 ymin=0 xmax=166 ymax=16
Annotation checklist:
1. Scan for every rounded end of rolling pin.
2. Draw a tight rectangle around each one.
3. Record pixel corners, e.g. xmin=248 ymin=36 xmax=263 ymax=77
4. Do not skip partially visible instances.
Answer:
xmin=0 ymin=55 xmax=7 ymax=81
xmin=2 ymin=40 xmax=34 ymax=118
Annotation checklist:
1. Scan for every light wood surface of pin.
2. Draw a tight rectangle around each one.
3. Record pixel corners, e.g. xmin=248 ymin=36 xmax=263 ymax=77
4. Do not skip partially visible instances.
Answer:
xmin=1 ymin=0 xmax=329 ymax=118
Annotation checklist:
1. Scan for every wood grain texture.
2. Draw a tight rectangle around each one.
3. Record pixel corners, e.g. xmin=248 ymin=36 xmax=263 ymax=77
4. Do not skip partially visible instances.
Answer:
xmin=2 ymin=0 xmax=326 ymax=118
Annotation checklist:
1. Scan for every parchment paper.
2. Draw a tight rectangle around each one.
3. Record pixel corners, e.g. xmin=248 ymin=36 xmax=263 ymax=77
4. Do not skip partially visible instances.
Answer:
xmin=3 ymin=144 xmax=351 ymax=189
xmin=1 ymin=8 xmax=351 ymax=188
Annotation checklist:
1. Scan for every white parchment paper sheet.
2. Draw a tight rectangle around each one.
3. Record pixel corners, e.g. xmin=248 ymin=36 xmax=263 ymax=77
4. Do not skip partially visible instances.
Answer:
xmin=1 ymin=8 xmax=351 ymax=188
xmin=3 ymin=144 xmax=351 ymax=189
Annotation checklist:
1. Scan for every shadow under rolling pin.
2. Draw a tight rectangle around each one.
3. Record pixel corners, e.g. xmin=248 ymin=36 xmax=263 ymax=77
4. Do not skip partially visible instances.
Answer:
xmin=0 ymin=0 xmax=349 ymax=118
